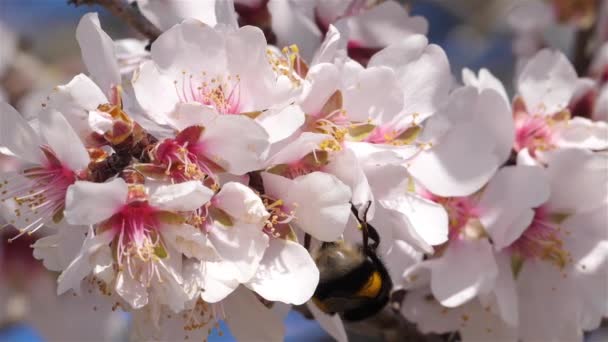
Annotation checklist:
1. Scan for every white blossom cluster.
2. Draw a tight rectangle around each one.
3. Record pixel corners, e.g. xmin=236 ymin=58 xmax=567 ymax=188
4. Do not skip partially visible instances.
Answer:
xmin=0 ymin=0 xmax=606 ymax=341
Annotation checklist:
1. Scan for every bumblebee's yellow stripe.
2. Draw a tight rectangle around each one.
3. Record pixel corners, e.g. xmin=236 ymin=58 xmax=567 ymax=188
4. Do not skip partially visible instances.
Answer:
xmin=355 ymin=271 xmax=382 ymax=298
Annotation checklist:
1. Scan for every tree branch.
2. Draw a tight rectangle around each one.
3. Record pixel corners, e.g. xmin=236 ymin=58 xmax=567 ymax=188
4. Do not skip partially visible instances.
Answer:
xmin=68 ymin=0 xmax=162 ymax=42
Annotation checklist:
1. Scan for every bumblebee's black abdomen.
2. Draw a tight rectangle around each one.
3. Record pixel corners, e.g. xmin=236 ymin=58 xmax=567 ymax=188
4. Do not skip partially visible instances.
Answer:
xmin=313 ymin=253 xmax=392 ymax=322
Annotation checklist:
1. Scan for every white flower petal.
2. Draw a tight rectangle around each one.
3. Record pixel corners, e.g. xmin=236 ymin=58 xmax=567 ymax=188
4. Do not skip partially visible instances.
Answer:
xmin=137 ymin=0 xmax=220 ymax=31
xmin=151 ymin=19 xmax=226 ymax=78
xmin=214 ymin=182 xmax=269 ymax=224
xmin=32 ymin=226 xmax=89 ymax=272
xmin=462 ymin=68 xmax=509 ymax=104
xmin=47 ymin=74 xmax=108 ymax=138
xmin=517 ymin=49 xmax=578 ymax=115
xmin=38 ymin=109 xmax=90 ymax=171
xmin=256 ymin=104 xmax=305 ymax=144
xmin=431 ymin=239 xmax=497 ymax=307
xmin=478 ymin=165 xmax=550 ymax=249
xmin=203 ymin=114 xmax=270 ymax=174
xmin=131 ymin=61 xmax=180 ymax=126
xmin=57 ymin=227 xmax=114 ymax=295
xmin=116 ymin=270 xmax=149 ymax=309
xmin=341 ymin=0 xmax=428 ymax=48
xmin=160 ymin=224 xmax=216 ymax=260
xmin=223 ymin=286 xmax=285 ymax=342
xmin=208 ymin=223 xmax=269 ymax=282
xmin=247 ymin=239 xmax=319 ymax=305
xmin=266 ymin=132 xmax=330 ymax=166
xmin=76 ymin=12 xmax=121 ymax=95
xmin=555 ymin=117 xmax=608 ymax=150
xmin=0 ymin=102 xmax=43 ymax=164
xmin=65 ymin=179 xmax=128 ymax=226
xmin=369 ymin=34 xmax=451 ymax=120
xmin=307 ymin=301 xmax=348 ymax=342
xmin=268 ymin=0 xmax=322 ymax=62
xmin=149 ymin=181 xmax=214 ymax=212
xmin=197 ymin=261 xmax=240 ymax=303
xmin=545 ymin=148 xmax=608 ymax=213
xmin=290 ymin=172 xmax=352 ymax=241
xmin=379 ymin=194 xmax=449 ymax=247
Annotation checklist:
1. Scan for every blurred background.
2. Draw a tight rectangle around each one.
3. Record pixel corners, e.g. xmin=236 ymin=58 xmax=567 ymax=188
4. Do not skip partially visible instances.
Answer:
xmin=0 ymin=0 xmax=601 ymax=341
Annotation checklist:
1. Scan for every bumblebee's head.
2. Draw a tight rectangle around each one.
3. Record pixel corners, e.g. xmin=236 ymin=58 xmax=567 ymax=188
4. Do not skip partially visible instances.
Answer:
xmin=312 ymin=240 xmax=392 ymax=321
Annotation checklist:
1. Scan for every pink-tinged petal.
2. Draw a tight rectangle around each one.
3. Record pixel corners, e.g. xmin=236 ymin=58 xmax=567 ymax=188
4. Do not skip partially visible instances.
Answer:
xmin=57 ymin=227 xmax=114 ymax=295
xmin=478 ymin=165 xmax=550 ymax=249
xmin=369 ymin=34 xmax=452 ymax=120
xmin=0 ymin=102 xmax=43 ymax=164
xmin=214 ymin=182 xmax=269 ymax=224
xmin=431 ymin=239 xmax=498 ymax=307
xmin=409 ymin=87 xmax=504 ymax=197
xmin=137 ymin=0 xmax=220 ymax=31
xmin=204 ymin=115 xmax=270 ymax=175
xmin=409 ymin=123 xmax=499 ymax=197
xmin=160 ymin=224 xmax=216 ymax=260
xmin=47 ymin=74 xmax=108 ymax=138
xmin=545 ymin=149 xmax=608 ymax=213
xmin=299 ymin=63 xmax=340 ymax=114
xmin=517 ymin=262 xmax=584 ymax=342
xmin=223 ymin=286 xmax=285 ymax=342
xmin=151 ymin=19 xmax=227 ymax=77
xmin=260 ymin=171 xmax=294 ymax=200
xmin=268 ymin=0 xmax=322 ymax=62
xmin=339 ymin=0 xmax=428 ymax=48
xmin=517 ymin=49 xmax=578 ymax=115
xmin=225 ymin=26 xmax=276 ymax=110
xmin=65 ymin=178 xmax=128 ymax=225
xmin=131 ymin=61 xmax=180 ymax=126
xmin=266 ymin=132 xmax=329 ymax=166
xmin=370 ymin=204 xmax=433 ymax=254
xmin=555 ymin=117 xmax=608 ymax=150
xmin=247 ymin=239 xmax=319 ymax=305
xmin=323 ymin=148 xmax=374 ymax=215
xmin=462 ymin=68 xmax=509 ymax=104
xmin=379 ymin=194 xmax=449 ymax=247
xmin=343 ymin=66 xmax=403 ymax=124
xmin=208 ymin=223 xmax=269 ymax=282
xmin=149 ymin=181 xmax=214 ymax=212
xmin=165 ymin=102 xmax=217 ymax=132
xmin=289 ymin=172 xmax=352 ymax=241
xmin=307 ymin=302 xmax=348 ymax=342
xmin=256 ymin=104 xmax=305 ymax=144
xmin=76 ymin=12 xmax=120 ymax=95
xmin=38 ymin=109 xmax=90 ymax=171
xmin=383 ymin=239 xmax=424 ymax=284
xmin=346 ymin=141 xmax=419 ymax=167
xmin=215 ymin=0 xmax=238 ymax=29
xmin=311 ymin=25 xmax=346 ymax=66
xmin=562 ymin=205 xmax=608 ymax=326
xmin=491 ymin=252 xmax=518 ymax=327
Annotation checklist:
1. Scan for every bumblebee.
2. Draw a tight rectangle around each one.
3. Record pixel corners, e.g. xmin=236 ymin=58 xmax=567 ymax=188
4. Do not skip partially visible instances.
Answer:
xmin=312 ymin=205 xmax=393 ymax=321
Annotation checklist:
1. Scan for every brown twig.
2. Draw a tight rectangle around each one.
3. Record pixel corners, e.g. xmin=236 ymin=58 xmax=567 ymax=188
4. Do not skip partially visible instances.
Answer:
xmin=68 ymin=0 xmax=162 ymax=42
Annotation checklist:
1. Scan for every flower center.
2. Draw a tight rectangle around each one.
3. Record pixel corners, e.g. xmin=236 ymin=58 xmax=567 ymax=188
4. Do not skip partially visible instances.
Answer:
xmin=508 ymin=207 xmax=570 ymax=270
xmin=514 ymin=113 xmax=556 ymax=154
xmin=0 ymin=147 xmax=77 ymax=239
xmin=174 ymin=72 xmax=241 ymax=114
